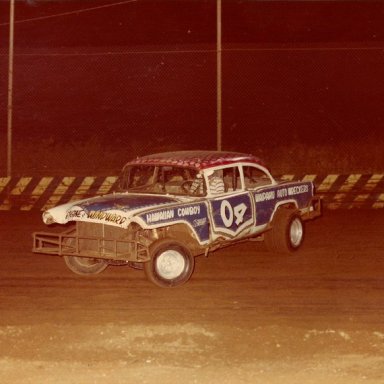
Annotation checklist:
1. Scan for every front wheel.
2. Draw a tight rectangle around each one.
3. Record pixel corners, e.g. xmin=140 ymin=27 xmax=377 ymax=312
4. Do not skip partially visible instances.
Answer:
xmin=63 ymin=255 xmax=108 ymax=275
xmin=62 ymin=234 xmax=108 ymax=275
xmin=144 ymin=239 xmax=195 ymax=288
xmin=264 ymin=208 xmax=304 ymax=253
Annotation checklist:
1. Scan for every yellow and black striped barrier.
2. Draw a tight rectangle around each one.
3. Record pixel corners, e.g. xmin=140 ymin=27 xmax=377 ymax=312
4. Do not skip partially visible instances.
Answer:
xmin=0 ymin=176 xmax=118 ymax=211
xmin=0 ymin=174 xmax=384 ymax=211
xmin=279 ymin=174 xmax=384 ymax=209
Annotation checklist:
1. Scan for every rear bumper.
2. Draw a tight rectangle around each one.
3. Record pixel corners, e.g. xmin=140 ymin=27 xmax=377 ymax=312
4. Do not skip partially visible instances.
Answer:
xmin=302 ymin=196 xmax=322 ymax=221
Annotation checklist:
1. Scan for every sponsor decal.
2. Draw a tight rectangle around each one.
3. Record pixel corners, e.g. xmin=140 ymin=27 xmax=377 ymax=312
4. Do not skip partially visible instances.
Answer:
xmin=193 ymin=217 xmax=207 ymax=227
xmin=144 ymin=205 xmax=202 ymax=224
xmin=87 ymin=210 xmax=127 ymax=225
xmin=146 ymin=209 xmax=175 ymax=224
xmin=254 ymin=182 xmax=312 ymax=226
xmin=65 ymin=209 xmax=85 ymax=219
xmin=276 ymin=184 xmax=309 ymax=198
xmin=140 ymin=203 xmax=209 ymax=243
xmin=65 ymin=208 xmax=127 ymax=225
xmin=255 ymin=191 xmax=275 ymax=202
xmin=256 ymin=185 xmax=309 ymax=202
xmin=256 ymin=183 xmax=310 ymax=203
xmin=177 ymin=206 xmax=201 ymax=217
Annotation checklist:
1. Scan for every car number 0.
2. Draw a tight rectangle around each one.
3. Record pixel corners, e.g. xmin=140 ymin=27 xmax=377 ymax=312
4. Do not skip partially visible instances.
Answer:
xmin=220 ymin=200 xmax=247 ymax=228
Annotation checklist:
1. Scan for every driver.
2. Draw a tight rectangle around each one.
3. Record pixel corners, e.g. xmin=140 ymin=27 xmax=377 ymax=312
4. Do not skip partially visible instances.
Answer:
xmin=189 ymin=173 xmax=204 ymax=195
xmin=208 ymin=170 xmax=225 ymax=195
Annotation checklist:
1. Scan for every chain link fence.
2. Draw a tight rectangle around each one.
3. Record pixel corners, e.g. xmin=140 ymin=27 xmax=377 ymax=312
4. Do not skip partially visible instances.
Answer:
xmin=1 ymin=1 xmax=384 ymax=176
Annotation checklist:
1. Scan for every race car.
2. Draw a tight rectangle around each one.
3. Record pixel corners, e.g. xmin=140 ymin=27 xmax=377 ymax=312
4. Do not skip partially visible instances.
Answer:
xmin=33 ymin=150 xmax=321 ymax=287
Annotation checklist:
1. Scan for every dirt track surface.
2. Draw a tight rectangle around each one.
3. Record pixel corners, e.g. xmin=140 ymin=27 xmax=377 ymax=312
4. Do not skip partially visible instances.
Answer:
xmin=0 ymin=210 xmax=383 ymax=383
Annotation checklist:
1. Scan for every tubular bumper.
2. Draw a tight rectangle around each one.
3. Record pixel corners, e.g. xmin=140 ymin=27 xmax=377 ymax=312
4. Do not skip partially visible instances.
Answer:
xmin=32 ymin=227 xmax=150 ymax=262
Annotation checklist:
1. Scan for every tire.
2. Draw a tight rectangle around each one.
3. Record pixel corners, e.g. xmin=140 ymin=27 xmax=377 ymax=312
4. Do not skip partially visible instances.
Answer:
xmin=62 ymin=232 xmax=108 ymax=275
xmin=144 ymin=239 xmax=195 ymax=288
xmin=127 ymin=261 xmax=144 ymax=270
xmin=264 ymin=208 xmax=304 ymax=253
xmin=63 ymin=256 xmax=108 ymax=275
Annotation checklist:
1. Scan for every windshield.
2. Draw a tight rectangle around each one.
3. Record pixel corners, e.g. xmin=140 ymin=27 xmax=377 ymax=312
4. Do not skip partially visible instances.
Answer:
xmin=119 ymin=165 xmax=205 ymax=196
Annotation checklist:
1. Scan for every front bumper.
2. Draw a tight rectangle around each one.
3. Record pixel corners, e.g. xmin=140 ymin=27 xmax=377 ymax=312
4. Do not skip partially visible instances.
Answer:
xmin=32 ymin=227 xmax=150 ymax=262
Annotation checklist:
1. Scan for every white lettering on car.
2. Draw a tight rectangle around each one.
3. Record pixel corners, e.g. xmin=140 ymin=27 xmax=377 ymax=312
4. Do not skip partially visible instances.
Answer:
xmin=177 ymin=206 xmax=201 ymax=217
xmin=255 ymin=191 xmax=275 ymax=202
xmin=87 ymin=210 xmax=127 ymax=225
xmin=146 ymin=209 xmax=175 ymax=224
xmin=287 ymin=185 xmax=309 ymax=195
xmin=220 ymin=200 xmax=248 ymax=228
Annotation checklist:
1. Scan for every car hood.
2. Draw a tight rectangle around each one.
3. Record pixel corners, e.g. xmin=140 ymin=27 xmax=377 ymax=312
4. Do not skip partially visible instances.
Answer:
xmin=42 ymin=193 xmax=180 ymax=227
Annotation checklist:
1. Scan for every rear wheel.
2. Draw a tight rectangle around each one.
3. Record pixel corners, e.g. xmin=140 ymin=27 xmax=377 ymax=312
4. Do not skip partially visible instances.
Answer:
xmin=144 ymin=239 xmax=195 ymax=288
xmin=264 ymin=208 xmax=304 ymax=253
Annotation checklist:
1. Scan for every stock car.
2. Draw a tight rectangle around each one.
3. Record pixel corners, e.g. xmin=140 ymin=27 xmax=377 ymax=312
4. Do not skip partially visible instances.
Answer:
xmin=33 ymin=151 xmax=321 ymax=287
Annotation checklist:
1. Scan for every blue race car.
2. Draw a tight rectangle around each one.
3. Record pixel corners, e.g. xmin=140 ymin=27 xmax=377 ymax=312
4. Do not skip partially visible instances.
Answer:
xmin=33 ymin=151 xmax=321 ymax=287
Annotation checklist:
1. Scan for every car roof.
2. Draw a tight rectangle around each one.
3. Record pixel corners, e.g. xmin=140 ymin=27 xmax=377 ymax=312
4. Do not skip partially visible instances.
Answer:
xmin=127 ymin=150 xmax=266 ymax=171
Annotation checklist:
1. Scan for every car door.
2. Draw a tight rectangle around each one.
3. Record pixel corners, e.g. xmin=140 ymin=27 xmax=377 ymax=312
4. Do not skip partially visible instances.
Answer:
xmin=242 ymin=164 xmax=275 ymax=227
xmin=207 ymin=166 xmax=254 ymax=240
xmin=208 ymin=192 xmax=254 ymax=240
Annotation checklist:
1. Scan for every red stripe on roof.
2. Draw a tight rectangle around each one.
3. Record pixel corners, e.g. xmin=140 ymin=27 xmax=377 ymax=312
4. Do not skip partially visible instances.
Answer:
xmin=128 ymin=151 xmax=265 ymax=170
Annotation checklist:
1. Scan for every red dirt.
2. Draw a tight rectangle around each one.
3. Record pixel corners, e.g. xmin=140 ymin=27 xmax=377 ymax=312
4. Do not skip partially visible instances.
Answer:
xmin=0 ymin=209 xmax=383 ymax=383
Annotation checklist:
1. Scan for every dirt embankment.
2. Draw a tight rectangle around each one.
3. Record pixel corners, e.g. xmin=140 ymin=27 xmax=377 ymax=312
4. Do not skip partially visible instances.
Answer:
xmin=0 ymin=210 xmax=384 ymax=383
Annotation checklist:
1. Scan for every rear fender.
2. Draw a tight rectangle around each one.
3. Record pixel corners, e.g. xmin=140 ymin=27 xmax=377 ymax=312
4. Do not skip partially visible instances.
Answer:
xmin=270 ymin=200 xmax=298 ymax=222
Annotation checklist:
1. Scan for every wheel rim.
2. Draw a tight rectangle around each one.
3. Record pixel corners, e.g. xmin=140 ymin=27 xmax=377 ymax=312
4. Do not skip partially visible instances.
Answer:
xmin=290 ymin=218 xmax=303 ymax=247
xmin=155 ymin=250 xmax=186 ymax=280
xmin=73 ymin=257 xmax=103 ymax=268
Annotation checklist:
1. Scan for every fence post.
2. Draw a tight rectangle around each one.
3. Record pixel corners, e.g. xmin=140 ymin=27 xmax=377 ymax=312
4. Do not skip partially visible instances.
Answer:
xmin=216 ymin=0 xmax=222 ymax=151
xmin=7 ymin=0 xmax=15 ymax=178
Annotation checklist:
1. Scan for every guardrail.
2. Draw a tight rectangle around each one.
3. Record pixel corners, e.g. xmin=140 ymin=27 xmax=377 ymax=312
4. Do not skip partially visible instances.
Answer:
xmin=0 ymin=174 xmax=383 ymax=211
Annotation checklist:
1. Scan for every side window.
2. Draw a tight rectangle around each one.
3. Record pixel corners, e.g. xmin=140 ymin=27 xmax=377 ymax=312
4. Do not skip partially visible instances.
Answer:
xmin=223 ymin=167 xmax=241 ymax=192
xmin=207 ymin=169 xmax=225 ymax=195
xmin=127 ymin=166 xmax=155 ymax=189
xmin=243 ymin=166 xmax=272 ymax=190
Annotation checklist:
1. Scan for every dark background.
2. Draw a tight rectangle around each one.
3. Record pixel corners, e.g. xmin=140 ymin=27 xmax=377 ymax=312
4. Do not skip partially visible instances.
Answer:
xmin=0 ymin=0 xmax=384 ymax=174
